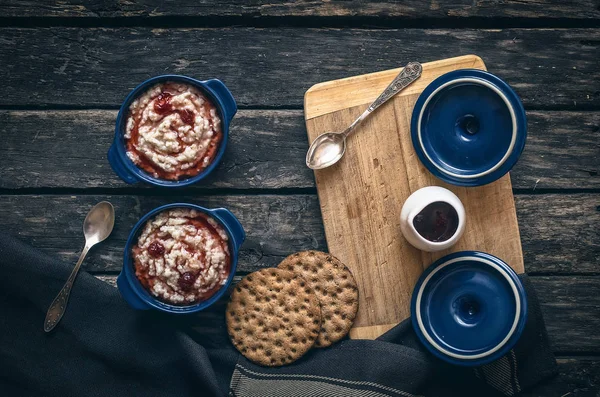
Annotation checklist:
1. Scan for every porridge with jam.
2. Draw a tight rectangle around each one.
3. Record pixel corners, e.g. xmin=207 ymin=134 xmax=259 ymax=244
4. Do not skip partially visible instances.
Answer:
xmin=124 ymin=82 xmax=222 ymax=181
xmin=132 ymin=208 xmax=231 ymax=305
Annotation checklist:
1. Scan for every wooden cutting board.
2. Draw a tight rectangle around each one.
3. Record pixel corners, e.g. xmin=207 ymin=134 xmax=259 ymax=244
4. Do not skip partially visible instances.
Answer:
xmin=304 ymin=55 xmax=524 ymax=340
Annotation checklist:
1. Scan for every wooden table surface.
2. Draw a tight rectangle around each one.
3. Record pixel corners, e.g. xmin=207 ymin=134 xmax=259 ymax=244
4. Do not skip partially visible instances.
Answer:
xmin=1 ymin=1 xmax=598 ymax=395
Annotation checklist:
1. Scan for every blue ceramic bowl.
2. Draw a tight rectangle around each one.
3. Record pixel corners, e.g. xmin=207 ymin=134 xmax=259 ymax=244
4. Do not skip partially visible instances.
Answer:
xmin=411 ymin=251 xmax=527 ymax=366
xmin=411 ymin=70 xmax=527 ymax=187
xmin=117 ymin=203 xmax=245 ymax=313
xmin=108 ymin=75 xmax=237 ymax=187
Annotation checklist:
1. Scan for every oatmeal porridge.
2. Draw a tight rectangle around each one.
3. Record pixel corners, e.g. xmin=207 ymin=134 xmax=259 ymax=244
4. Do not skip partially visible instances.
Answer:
xmin=124 ymin=82 xmax=222 ymax=180
xmin=132 ymin=208 xmax=231 ymax=305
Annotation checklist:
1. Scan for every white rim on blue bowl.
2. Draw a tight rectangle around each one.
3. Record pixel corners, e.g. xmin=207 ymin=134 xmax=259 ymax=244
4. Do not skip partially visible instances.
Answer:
xmin=410 ymin=69 xmax=527 ymax=187
xmin=415 ymin=255 xmax=521 ymax=360
xmin=411 ymin=251 xmax=528 ymax=366
xmin=417 ymin=78 xmax=518 ymax=179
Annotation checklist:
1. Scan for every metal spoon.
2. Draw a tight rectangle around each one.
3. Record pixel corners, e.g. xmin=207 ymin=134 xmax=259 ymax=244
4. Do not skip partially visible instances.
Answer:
xmin=306 ymin=61 xmax=423 ymax=170
xmin=44 ymin=201 xmax=115 ymax=332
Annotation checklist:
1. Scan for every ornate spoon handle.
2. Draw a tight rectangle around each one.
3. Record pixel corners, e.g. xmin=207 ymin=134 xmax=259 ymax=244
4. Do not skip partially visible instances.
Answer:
xmin=44 ymin=246 xmax=89 ymax=332
xmin=343 ymin=62 xmax=422 ymax=137
xmin=368 ymin=62 xmax=422 ymax=112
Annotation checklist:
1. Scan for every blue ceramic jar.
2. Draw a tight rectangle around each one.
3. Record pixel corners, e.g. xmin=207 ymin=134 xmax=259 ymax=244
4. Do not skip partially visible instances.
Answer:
xmin=117 ymin=203 xmax=245 ymax=313
xmin=411 ymin=70 xmax=527 ymax=187
xmin=107 ymin=75 xmax=237 ymax=187
xmin=411 ymin=251 xmax=527 ymax=366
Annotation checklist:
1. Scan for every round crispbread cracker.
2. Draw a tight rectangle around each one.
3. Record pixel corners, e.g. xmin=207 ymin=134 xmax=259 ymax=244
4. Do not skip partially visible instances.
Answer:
xmin=226 ymin=268 xmax=321 ymax=366
xmin=278 ymin=250 xmax=358 ymax=347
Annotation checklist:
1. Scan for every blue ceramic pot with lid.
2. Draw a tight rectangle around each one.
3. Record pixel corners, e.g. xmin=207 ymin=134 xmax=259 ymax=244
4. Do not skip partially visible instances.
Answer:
xmin=411 ymin=251 xmax=527 ymax=366
xmin=107 ymin=75 xmax=237 ymax=187
xmin=411 ymin=70 xmax=527 ymax=187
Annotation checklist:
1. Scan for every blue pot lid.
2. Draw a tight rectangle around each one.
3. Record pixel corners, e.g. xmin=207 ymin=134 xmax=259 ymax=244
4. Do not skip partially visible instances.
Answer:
xmin=411 ymin=251 xmax=527 ymax=366
xmin=411 ymin=70 xmax=527 ymax=187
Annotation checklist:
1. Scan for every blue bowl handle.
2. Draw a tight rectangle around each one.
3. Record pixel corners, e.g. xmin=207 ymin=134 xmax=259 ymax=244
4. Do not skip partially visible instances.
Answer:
xmin=204 ymin=79 xmax=237 ymax=123
xmin=211 ymin=208 xmax=246 ymax=251
xmin=108 ymin=144 xmax=138 ymax=184
xmin=117 ymin=272 xmax=150 ymax=310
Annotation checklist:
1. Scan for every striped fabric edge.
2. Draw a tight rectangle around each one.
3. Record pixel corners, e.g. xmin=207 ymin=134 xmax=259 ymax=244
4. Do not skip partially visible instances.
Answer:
xmin=473 ymin=349 xmax=520 ymax=396
xmin=229 ymin=364 xmax=423 ymax=397
xmin=510 ymin=350 xmax=521 ymax=393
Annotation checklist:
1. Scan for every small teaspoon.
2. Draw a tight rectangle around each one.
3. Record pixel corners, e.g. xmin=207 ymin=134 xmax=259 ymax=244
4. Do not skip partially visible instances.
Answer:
xmin=44 ymin=201 xmax=115 ymax=332
xmin=306 ymin=61 xmax=423 ymax=170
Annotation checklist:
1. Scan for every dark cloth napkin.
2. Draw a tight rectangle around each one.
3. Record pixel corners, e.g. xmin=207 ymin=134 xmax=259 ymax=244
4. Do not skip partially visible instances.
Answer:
xmin=0 ymin=232 xmax=557 ymax=397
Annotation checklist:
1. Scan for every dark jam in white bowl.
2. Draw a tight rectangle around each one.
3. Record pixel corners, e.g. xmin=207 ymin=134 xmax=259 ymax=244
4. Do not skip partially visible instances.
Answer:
xmin=412 ymin=201 xmax=459 ymax=242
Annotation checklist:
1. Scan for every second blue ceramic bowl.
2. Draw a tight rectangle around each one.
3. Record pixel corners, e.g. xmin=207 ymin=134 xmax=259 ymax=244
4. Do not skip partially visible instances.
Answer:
xmin=108 ymin=75 xmax=237 ymax=187
xmin=117 ymin=203 xmax=245 ymax=313
xmin=411 ymin=251 xmax=527 ymax=366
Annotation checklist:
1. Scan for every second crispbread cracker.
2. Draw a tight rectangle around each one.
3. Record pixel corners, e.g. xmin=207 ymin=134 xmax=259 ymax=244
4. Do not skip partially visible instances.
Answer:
xmin=226 ymin=268 xmax=321 ymax=366
xmin=278 ymin=250 xmax=358 ymax=347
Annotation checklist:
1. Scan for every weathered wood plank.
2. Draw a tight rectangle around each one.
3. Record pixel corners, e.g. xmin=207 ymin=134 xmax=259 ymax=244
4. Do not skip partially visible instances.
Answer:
xmin=304 ymin=54 xmax=522 ymax=339
xmin=524 ymin=357 xmax=600 ymax=397
xmin=1 ymin=194 xmax=598 ymax=274
xmin=517 ymin=111 xmax=600 ymax=190
xmin=516 ymin=194 xmax=600 ymax=274
xmin=94 ymin=274 xmax=600 ymax=353
xmin=3 ymin=194 xmax=326 ymax=273
xmin=1 ymin=28 xmax=599 ymax=108
xmin=1 ymin=110 xmax=598 ymax=190
xmin=533 ymin=277 xmax=600 ymax=354
xmin=1 ymin=0 xmax=599 ymax=20
xmin=0 ymin=109 xmax=314 ymax=189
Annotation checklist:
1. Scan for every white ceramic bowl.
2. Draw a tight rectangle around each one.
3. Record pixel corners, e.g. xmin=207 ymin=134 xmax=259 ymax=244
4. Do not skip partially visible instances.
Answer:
xmin=400 ymin=186 xmax=466 ymax=252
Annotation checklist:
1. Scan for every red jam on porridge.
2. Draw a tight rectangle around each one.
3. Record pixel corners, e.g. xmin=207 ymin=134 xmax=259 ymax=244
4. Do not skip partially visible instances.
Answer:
xmin=124 ymin=82 xmax=222 ymax=181
xmin=132 ymin=208 xmax=231 ymax=305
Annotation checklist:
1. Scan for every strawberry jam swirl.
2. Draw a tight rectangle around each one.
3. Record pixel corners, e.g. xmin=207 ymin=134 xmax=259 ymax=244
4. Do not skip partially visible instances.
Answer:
xmin=132 ymin=208 xmax=231 ymax=305
xmin=124 ymin=82 xmax=222 ymax=181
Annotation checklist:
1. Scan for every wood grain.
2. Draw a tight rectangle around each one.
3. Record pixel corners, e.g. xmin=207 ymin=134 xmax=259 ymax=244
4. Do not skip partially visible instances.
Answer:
xmin=305 ymin=56 xmax=524 ymax=339
xmin=516 ymin=194 xmax=600 ymax=274
xmin=0 ymin=194 xmax=325 ymax=274
xmin=304 ymin=55 xmax=484 ymax=119
xmin=537 ymin=276 xmax=600 ymax=353
xmin=0 ymin=109 xmax=314 ymax=190
xmin=0 ymin=3 xmax=597 ymax=394
xmin=0 ymin=109 xmax=598 ymax=190
xmin=1 ymin=194 xmax=597 ymax=275
xmin=0 ymin=28 xmax=599 ymax=109
xmin=2 ymin=0 xmax=599 ymax=20
xmin=523 ymin=358 xmax=600 ymax=397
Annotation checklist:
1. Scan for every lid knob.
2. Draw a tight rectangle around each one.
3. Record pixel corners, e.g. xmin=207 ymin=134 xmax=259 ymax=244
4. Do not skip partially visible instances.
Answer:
xmin=457 ymin=114 xmax=480 ymax=135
